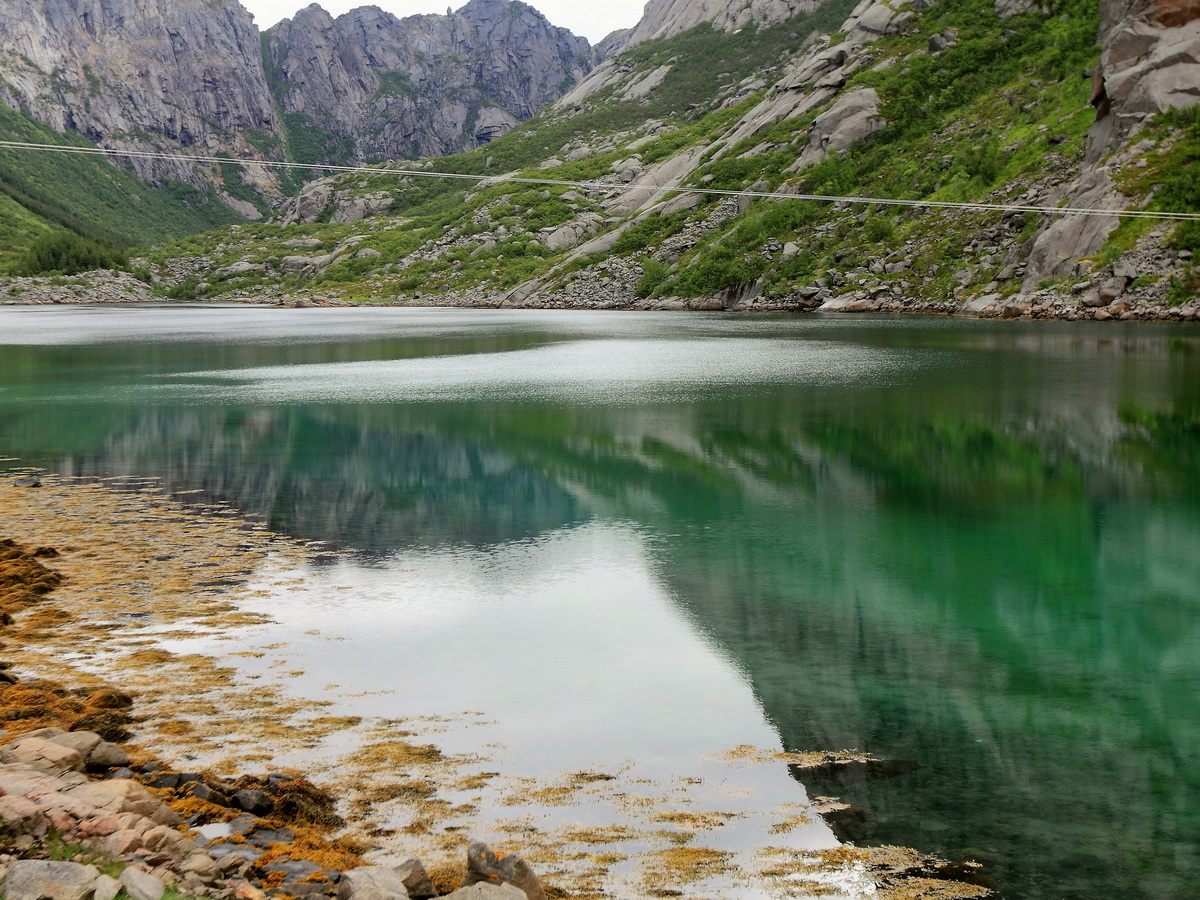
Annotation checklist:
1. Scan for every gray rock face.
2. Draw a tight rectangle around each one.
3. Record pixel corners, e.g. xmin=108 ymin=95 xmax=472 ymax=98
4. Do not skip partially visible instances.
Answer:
xmin=1091 ymin=2 xmax=1200 ymax=156
xmin=3 ymin=860 xmax=100 ymax=900
xmin=794 ymin=87 xmax=884 ymax=170
xmin=622 ymin=0 xmax=825 ymax=47
xmin=265 ymin=0 xmax=596 ymax=162
xmin=0 ymin=0 xmax=281 ymax=192
xmin=0 ymin=0 xmax=596 ymax=214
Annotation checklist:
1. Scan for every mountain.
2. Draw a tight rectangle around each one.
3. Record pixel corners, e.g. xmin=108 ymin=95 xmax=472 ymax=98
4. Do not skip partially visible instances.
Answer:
xmin=120 ymin=0 xmax=1198 ymax=320
xmin=264 ymin=0 xmax=596 ymax=163
xmin=0 ymin=0 xmax=598 ymax=247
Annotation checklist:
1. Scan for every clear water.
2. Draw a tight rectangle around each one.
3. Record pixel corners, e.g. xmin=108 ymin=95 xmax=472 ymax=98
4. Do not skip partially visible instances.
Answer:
xmin=1 ymin=306 xmax=1198 ymax=899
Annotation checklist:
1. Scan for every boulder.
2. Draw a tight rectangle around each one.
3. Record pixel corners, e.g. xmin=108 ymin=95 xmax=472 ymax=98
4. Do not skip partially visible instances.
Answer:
xmin=232 ymin=789 xmax=274 ymax=816
xmin=393 ymin=860 xmax=436 ymax=900
xmin=87 ymin=742 xmax=131 ymax=770
xmin=464 ymin=843 xmax=546 ymax=900
xmin=442 ymin=886 xmax=526 ymax=900
xmin=118 ymin=869 xmax=165 ymax=900
xmin=66 ymin=780 xmax=162 ymax=818
xmin=793 ymin=88 xmax=884 ymax=171
xmin=93 ymin=876 xmax=120 ymax=900
xmin=47 ymin=731 xmax=104 ymax=756
xmin=995 ymin=0 xmax=1039 ymax=19
xmin=2 ymin=860 xmax=100 ymax=900
xmin=1 ymin=738 xmax=86 ymax=776
xmin=0 ymin=795 xmax=50 ymax=835
xmin=337 ymin=866 xmax=411 ymax=900
xmin=929 ymin=28 xmax=959 ymax=53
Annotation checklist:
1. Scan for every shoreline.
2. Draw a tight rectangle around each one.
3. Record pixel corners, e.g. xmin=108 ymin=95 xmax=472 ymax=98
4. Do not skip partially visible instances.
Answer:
xmin=0 ymin=273 xmax=1197 ymax=322
xmin=0 ymin=473 xmax=991 ymax=899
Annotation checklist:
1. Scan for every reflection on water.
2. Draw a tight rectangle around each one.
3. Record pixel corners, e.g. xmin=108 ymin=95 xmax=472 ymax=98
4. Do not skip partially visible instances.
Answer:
xmin=2 ymin=307 xmax=1199 ymax=899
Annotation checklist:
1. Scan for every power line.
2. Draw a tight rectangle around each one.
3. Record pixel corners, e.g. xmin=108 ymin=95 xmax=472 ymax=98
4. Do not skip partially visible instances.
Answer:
xmin=2 ymin=137 xmax=1198 ymax=222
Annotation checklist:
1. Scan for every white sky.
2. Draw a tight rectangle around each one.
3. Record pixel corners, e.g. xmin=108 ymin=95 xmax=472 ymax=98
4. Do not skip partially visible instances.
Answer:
xmin=239 ymin=0 xmax=647 ymax=43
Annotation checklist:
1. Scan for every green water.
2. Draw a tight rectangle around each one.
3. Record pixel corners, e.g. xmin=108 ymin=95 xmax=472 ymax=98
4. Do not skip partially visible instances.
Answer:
xmin=1 ymin=307 xmax=1198 ymax=899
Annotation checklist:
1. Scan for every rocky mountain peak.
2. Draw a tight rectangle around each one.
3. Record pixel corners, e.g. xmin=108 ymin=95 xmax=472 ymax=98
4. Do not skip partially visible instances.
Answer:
xmin=622 ymin=0 xmax=827 ymax=47
xmin=264 ymin=0 xmax=596 ymax=162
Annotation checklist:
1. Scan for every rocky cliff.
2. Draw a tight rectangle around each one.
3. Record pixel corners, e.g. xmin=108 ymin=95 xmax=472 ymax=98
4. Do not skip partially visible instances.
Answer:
xmin=264 ymin=0 xmax=596 ymax=163
xmin=0 ymin=0 xmax=597 ymax=223
xmin=0 ymin=0 xmax=281 ymax=214
xmin=622 ymin=0 xmax=826 ymax=47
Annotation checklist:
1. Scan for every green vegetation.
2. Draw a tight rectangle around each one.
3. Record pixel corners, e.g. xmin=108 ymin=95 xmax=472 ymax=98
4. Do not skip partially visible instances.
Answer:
xmin=1108 ymin=104 xmax=1200 ymax=303
xmin=282 ymin=112 xmax=356 ymax=168
xmin=14 ymin=231 xmax=129 ymax=276
xmin=375 ymin=71 xmax=419 ymax=100
xmin=0 ymin=102 xmax=242 ymax=267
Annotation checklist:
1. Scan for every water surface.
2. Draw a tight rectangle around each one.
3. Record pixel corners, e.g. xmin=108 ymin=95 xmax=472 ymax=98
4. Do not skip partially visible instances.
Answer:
xmin=1 ymin=306 xmax=1198 ymax=899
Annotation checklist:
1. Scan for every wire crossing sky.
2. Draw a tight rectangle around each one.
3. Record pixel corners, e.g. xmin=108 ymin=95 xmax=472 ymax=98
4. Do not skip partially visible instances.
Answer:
xmin=3 ymin=138 xmax=1198 ymax=222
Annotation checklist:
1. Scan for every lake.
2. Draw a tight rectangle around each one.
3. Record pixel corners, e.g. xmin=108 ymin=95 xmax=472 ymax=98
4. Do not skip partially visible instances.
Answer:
xmin=1 ymin=305 xmax=1198 ymax=899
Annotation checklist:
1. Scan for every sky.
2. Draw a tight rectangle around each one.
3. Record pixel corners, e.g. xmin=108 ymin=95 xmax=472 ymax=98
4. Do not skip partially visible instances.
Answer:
xmin=239 ymin=0 xmax=647 ymax=43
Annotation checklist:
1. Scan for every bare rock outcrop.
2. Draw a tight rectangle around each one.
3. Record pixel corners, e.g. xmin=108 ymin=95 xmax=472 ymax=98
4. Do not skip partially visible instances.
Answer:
xmin=0 ymin=0 xmax=282 ymax=194
xmin=265 ymin=0 xmax=597 ymax=162
xmin=1023 ymin=0 xmax=1200 ymax=287
xmin=621 ymin=0 xmax=826 ymax=47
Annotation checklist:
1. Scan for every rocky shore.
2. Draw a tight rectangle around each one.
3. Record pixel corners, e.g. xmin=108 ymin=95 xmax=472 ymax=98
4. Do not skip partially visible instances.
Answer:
xmin=0 ymin=479 xmax=992 ymax=900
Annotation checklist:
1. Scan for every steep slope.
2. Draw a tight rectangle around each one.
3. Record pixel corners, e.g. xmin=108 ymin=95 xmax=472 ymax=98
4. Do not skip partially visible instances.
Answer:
xmin=0 ymin=0 xmax=598 ymax=234
xmin=0 ymin=102 xmax=242 ymax=266
xmin=0 ymin=0 xmax=282 ymax=213
xmin=142 ymin=0 xmax=1199 ymax=319
xmin=264 ymin=0 xmax=597 ymax=163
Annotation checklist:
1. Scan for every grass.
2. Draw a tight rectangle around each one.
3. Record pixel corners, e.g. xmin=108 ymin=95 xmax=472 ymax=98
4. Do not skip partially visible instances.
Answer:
xmin=0 ymin=103 xmax=242 ymax=267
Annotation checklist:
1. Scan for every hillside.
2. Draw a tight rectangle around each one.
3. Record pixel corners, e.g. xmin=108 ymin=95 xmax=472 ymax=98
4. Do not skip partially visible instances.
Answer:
xmin=120 ymin=0 xmax=1199 ymax=320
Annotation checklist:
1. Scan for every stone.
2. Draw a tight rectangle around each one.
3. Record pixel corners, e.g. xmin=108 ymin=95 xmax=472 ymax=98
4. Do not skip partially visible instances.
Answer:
xmin=393 ymin=859 xmax=436 ymax=900
xmin=442 ymin=886 xmax=526 ymax=900
xmin=68 ymin=781 xmax=161 ymax=817
xmin=337 ymin=866 xmax=411 ymax=900
xmin=47 ymin=732 xmax=103 ymax=756
xmin=180 ymin=855 xmax=221 ymax=882
xmin=1098 ymin=276 xmax=1129 ymax=302
xmin=995 ymin=0 xmax=1039 ymax=19
xmin=12 ymin=476 xmax=42 ymax=488
xmin=119 ymin=869 xmax=165 ymax=900
xmin=929 ymin=28 xmax=959 ymax=53
xmin=464 ymin=842 xmax=546 ymax=900
xmin=2 ymin=861 xmax=100 ymax=900
xmin=232 ymin=789 xmax=274 ymax=816
xmin=0 ymin=796 xmax=49 ymax=835
xmin=793 ymin=88 xmax=884 ymax=172
xmin=189 ymin=782 xmax=230 ymax=806
xmin=1 ymin=738 xmax=86 ymax=776
xmin=86 ymin=742 xmax=131 ymax=770
xmin=93 ymin=876 xmax=120 ymax=900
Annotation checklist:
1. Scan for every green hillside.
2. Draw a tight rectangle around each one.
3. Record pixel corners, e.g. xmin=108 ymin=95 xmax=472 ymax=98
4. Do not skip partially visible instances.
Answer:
xmin=0 ymin=101 xmax=243 ymax=269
